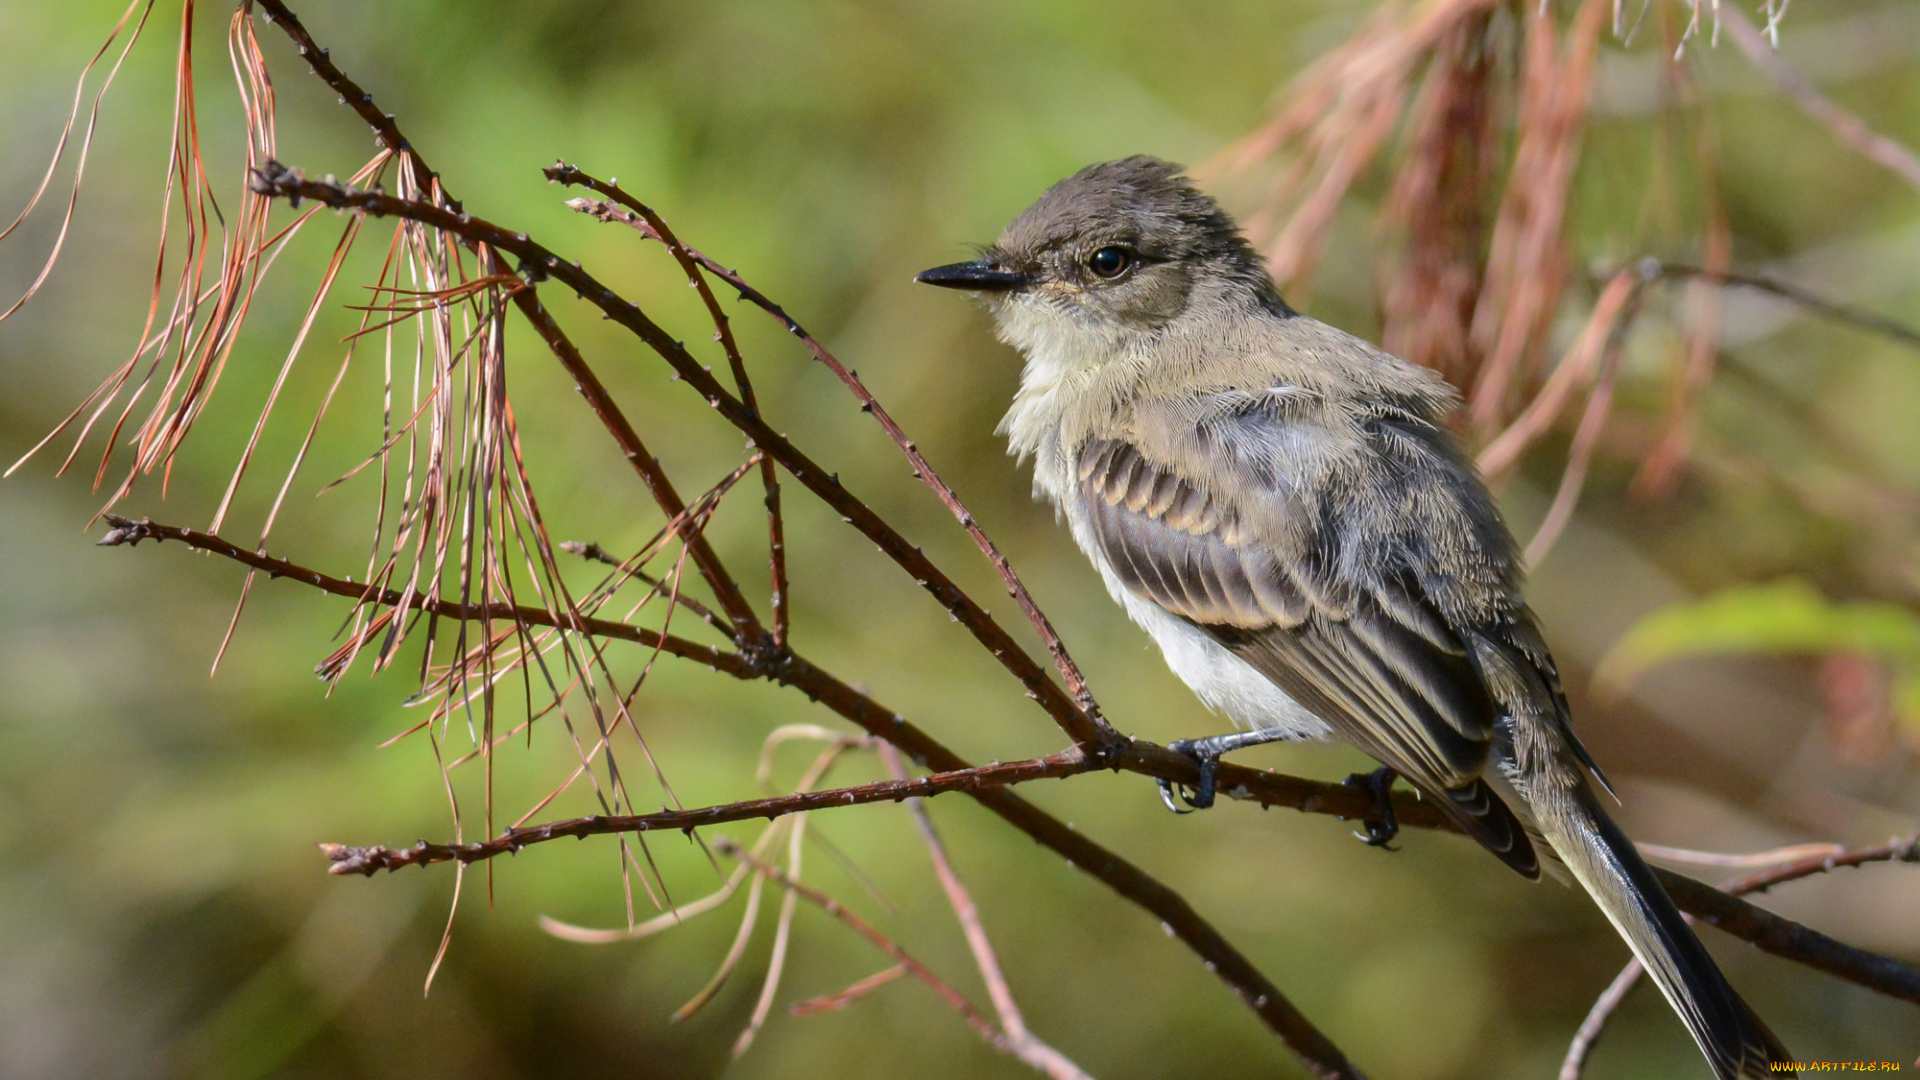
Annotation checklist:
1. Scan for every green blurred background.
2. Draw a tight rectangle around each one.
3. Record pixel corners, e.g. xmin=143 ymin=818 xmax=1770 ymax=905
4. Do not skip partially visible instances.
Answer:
xmin=2 ymin=2 xmax=1917 ymax=1078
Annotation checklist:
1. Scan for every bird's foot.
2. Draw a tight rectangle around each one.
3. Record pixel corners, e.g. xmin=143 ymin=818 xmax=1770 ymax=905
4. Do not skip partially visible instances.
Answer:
xmin=1344 ymin=766 xmax=1400 ymax=850
xmin=1157 ymin=738 xmax=1219 ymax=813
xmin=1157 ymin=729 xmax=1309 ymax=814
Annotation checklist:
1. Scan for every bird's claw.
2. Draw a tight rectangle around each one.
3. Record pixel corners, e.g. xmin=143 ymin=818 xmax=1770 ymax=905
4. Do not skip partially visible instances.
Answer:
xmin=1158 ymin=738 xmax=1218 ymax=813
xmin=1156 ymin=777 xmax=1192 ymax=814
xmin=1344 ymin=766 xmax=1400 ymax=850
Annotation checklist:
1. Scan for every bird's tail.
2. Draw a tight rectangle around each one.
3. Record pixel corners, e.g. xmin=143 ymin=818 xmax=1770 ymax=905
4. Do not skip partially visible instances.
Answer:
xmin=1532 ymin=781 xmax=1795 ymax=1079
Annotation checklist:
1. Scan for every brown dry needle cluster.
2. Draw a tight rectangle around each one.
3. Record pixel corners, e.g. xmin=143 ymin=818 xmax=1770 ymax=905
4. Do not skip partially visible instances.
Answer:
xmin=1205 ymin=0 xmax=1907 ymax=567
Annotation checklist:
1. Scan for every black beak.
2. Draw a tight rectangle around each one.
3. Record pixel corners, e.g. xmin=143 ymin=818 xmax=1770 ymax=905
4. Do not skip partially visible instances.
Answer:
xmin=914 ymin=258 xmax=1032 ymax=292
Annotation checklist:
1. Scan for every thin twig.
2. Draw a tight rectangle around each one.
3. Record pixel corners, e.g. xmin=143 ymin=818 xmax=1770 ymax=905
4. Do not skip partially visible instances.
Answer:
xmin=1649 ymin=261 xmax=1920 ymax=353
xmin=541 ymin=167 xmax=791 ymax=651
xmin=880 ymin=744 xmax=1097 ymax=1080
xmin=1720 ymin=832 xmax=1920 ymax=898
xmin=1523 ymin=275 xmax=1643 ymax=565
xmin=311 ymin=746 xmax=1412 ymax=876
xmin=1721 ymin=7 xmax=1920 ymax=194
xmin=715 ymin=838 xmax=1011 ymax=1051
xmin=558 ymin=539 xmax=729 ymax=635
xmin=1638 ymin=841 xmax=1848 ymax=870
xmin=1561 ymin=832 xmax=1920 ymax=1077
xmin=97 ymin=514 xmax=743 ymax=671
xmin=882 ymin=744 xmax=1027 ymax=1036
xmin=789 ymin=964 xmax=909 ymax=1016
xmin=1557 ymin=956 xmax=1645 ymax=1080
xmin=1477 ymin=266 xmax=1643 ymax=478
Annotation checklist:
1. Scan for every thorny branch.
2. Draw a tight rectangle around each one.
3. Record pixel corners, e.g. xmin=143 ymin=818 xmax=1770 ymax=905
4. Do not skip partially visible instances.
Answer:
xmin=305 ymin=758 xmax=1917 ymax=1008
xmin=546 ymin=166 xmax=1108 ymax=728
xmin=102 ymin=503 xmax=1368 ymax=1077
xmin=254 ymin=157 xmax=1119 ymax=751
xmin=102 ymin=512 xmax=1920 ymax=1009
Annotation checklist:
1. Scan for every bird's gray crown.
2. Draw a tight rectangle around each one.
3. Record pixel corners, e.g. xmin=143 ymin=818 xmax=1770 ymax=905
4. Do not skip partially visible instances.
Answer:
xmin=996 ymin=157 xmax=1249 ymax=268
xmin=984 ymin=156 xmax=1288 ymax=327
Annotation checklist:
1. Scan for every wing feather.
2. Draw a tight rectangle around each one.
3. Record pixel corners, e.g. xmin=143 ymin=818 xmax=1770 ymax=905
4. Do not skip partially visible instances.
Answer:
xmin=1078 ymin=437 xmax=1539 ymax=878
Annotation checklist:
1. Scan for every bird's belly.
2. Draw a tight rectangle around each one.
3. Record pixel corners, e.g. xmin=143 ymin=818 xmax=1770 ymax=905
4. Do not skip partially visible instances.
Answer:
xmin=1056 ymin=490 xmax=1330 ymax=740
xmin=1112 ymin=571 xmax=1331 ymax=738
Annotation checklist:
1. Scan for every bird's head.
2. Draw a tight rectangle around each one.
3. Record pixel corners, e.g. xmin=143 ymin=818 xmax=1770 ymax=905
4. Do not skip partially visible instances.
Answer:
xmin=916 ymin=156 xmax=1284 ymax=359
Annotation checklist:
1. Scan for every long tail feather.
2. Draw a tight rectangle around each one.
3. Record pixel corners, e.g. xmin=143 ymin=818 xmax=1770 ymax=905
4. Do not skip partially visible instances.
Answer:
xmin=1533 ymin=782 xmax=1794 ymax=1079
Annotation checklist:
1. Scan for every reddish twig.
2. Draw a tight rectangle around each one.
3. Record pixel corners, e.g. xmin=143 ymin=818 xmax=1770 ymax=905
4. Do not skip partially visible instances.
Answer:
xmin=1522 ymin=272 xmax=1643 ymax=565
xmin=1720 ymin=833 xmax=1920 ymax=897
xmin=1477 ymin=265 xmax=1644 ymax=478
xmin=319 ymin=751 xmax=1093 ymax=875
xmin=883 ymin=744 xmax=1026 ymax=1030
xmin=788 ymin=964 xmax=909 ymax=1016
xmin=97 ymin=513 xmax=738 ymax=668
xmin=1557 ymin=955 xmax=1645 ymax=1080
xmin=714 ymin=838 xmax=1010 ymax=1052
xmin=315 ymin=742 xmax=1452 ymax=880
xmin=881 ymin=743 xmax=1095 ymax=1080
xmin=558 ymin=539 xmax=728 ymax=635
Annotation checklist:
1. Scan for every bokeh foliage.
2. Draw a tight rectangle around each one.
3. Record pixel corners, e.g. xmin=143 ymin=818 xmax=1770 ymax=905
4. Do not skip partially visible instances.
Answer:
xmin=1 ymin=2 xmax=1916 ymax=1078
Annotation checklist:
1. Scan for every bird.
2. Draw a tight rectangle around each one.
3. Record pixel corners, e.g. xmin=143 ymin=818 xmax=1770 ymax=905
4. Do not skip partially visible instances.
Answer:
xmin=916 ymin=155 xmax=1794 ymax=1080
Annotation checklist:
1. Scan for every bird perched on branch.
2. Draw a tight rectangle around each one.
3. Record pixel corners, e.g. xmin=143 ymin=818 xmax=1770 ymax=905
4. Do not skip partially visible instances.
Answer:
xmin=917 ymin=155 xmax=1793 ymax=1080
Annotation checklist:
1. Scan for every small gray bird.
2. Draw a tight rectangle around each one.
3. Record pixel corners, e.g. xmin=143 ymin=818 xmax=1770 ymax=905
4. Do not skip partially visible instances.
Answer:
xmin=917 ymin=156 xmax=1792 ymax=1080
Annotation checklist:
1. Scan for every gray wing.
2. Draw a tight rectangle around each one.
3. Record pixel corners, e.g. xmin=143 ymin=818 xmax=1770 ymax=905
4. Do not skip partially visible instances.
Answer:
xmin=1078 ymin=435 xmax=1541 ymax=878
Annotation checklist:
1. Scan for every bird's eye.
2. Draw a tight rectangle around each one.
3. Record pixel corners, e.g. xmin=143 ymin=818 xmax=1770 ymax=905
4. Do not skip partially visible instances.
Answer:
xmin=1087 ymin=246 xmax=1133 ymax=279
